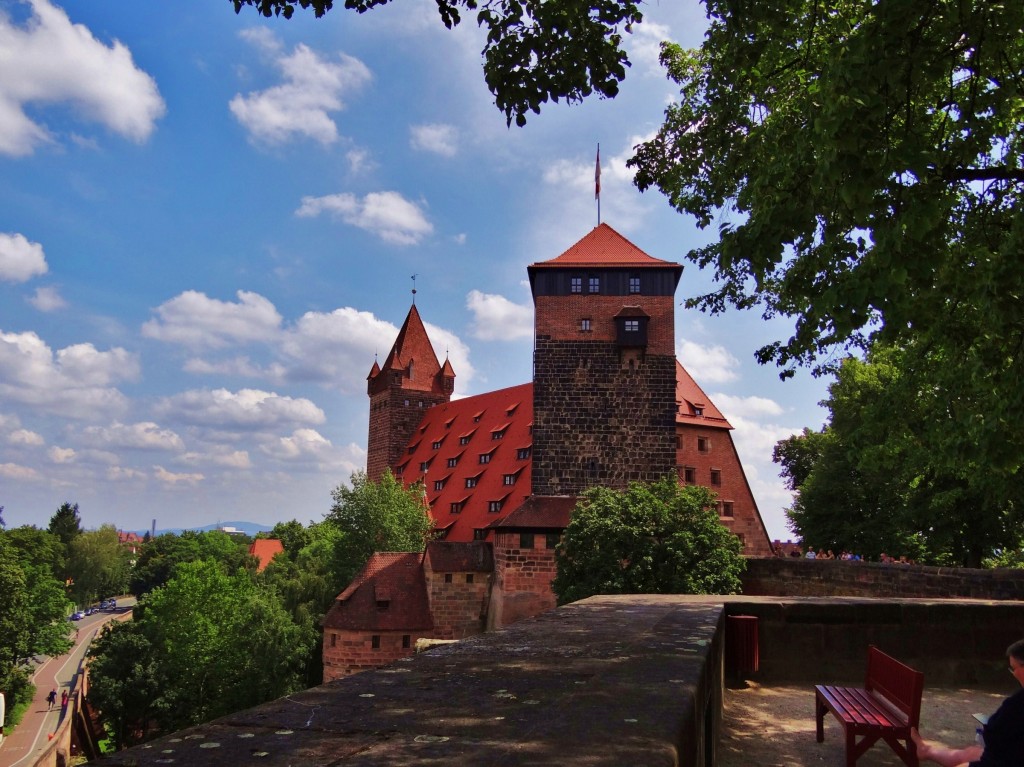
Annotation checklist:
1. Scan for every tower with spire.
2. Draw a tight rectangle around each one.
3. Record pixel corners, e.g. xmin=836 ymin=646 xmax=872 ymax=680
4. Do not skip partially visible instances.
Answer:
xmin=366 ymin=304 xmax=455 ymax=481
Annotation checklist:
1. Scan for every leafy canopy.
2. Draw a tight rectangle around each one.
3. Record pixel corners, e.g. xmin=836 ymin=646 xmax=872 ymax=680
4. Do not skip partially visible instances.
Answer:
xmin=230 ymin=0 xmax=642 ymax=126
xmin=553 ymin=478 xmax=744 ymax=605
xmin=775 ymin=347 xmax=1024 ymax=567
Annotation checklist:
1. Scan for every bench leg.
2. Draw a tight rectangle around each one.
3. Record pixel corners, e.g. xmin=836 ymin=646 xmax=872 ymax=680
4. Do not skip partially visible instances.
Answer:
xmin=815 ymin=693 xmax=826 ymax=743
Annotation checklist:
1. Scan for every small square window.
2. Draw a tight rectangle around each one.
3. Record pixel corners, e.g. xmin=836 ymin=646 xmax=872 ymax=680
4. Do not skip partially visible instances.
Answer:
xmin=628 ymin=276 xmax=641 ymax=294
xmin=625 ymin=319 xmax=639 ymax=332
xmin=466 ymin=574 xmax=474 ymax=584
xmin=444 ymin=573 xmax=453 ymax=583
xmin=520 ymin=532 xmax=535 ymax=549
xmin=722 ymin=501 xmax=734 ymax=517
xmin=698 ymin=437 xmax=710 ymax=453
xmin=545 ymin=533 xmax=560 ymax=549
xmin=571 ymin=276 xmax=582 ymax=294
xmin=371 ymin=635 xmax=381 ymax=649
xmin=710 ymin=469 xmax=722 ymax=486
xmin=588 ymin=276 xmax=600 ymax=293
xmin=581 ymin=318 xmax=591 ymax=331
xmin=683 ymin=466 xmax=696 ymax=484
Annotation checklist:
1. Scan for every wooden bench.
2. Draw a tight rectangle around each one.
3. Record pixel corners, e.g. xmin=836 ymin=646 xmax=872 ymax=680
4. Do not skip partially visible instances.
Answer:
xmin=815 ymin=645 xmax=924 ymax=767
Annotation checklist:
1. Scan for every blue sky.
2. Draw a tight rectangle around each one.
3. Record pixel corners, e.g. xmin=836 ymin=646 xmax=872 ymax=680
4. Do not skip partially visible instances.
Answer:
xmin=0 ymin=0 xmax=829 ymax=540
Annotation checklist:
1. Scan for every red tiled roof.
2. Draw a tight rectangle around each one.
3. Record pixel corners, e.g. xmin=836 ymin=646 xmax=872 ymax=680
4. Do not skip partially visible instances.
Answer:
xmin=370 ymin=305 xmax=443 ymax=393
xmin=248 ymin=538 xmax=284 ymax=572
xmin=424 ymin=541 xmax=493 ymax=572
xmin=530 ymin=223 xmax=681 ymax=269
xmin=323 ymin=552 xmax=433 ymax=631
xmin=675 ymin=360 xmax=732 ymax=429
xmin=396 ymin=383 xmax=534 ymax=543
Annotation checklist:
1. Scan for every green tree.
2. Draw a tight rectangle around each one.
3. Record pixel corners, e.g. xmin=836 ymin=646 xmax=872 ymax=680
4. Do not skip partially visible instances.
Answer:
xmin=552 ymin=478 xmax=745 ymax=605
xmin=129 ymin=530 xmax=255 ymax=597
xmin=777 ymin=349 xmax=1023 ymax=566
xmin=325 ymin=470 xmax=434 ymax=586
xmin=630 ymin=1 xmax=1024 ymax=492
xmin=139 ymin=560 xmax=305 ymax=731
xmin=230 ymin=0 xmax=643 ymax=126
xmin=68 ymin=525 xmax=133 ymax=606
xmin=86 ymin=622 xmax=166 ymax=749
xmin=48 ymin=502 xmax=83 ymax=548
xmin=3 ymin=525 xmax=66 ymax=581
xmin=0 ymin=536 xmax=33 ymax=709
xmin=0 ymin=530 xmax=73 ymax=660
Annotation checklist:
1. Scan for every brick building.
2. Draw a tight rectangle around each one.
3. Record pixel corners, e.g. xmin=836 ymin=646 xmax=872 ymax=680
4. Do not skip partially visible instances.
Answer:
xmin=323 ymin=224 xmax=773 ymax=678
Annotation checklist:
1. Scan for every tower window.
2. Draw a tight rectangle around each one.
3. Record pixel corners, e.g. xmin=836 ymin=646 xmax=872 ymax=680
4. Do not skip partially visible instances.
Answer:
xmin=588 ymin=276 xmax=600 ymax=293
xmin=628 ymin=276 xmax=641 ymax=294
xmin=545 ymin=533 xmax=561 ymax=549
xmin=519 ymin=533 xmax=535 ymax=549
xmin=722 ymin=501 xmax=734 ymax=517
xmin=571 ymin=276 xmax=582 ymax=294
xmin=710 ymin=469 xmax=722 ymax=486
xmin=466 ymin=574 xmax=474 ymax=584
xmin=683 ymin=466 xmax=696 ymax=484
xmin=698 ymin=436 xmax=710 ymax=453
xmin=580 ymin=318 xmax=591 ymax=331
xmin=371 ymin=635 xmax=381 ymax=649
xmin=444 ymin=573 xmax=453 ymax=583
xmin=402 ymin=635 xmax=411 ymax=649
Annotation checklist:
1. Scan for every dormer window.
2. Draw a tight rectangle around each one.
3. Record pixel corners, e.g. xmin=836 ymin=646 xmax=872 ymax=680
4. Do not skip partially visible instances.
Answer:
xmin=376 ymin=600 xmax=390 ymax=611
xmin=447 ymin=456 xmax=459 ymax=468
xmin=419 ymin=460 xmax=431 ymax=472
xmin=614 ymin=309 xmax=649 ymax=346
xmin=432 ymin=439 xmax=444 ymax=450
xmin=517 ymin=447 xmax=531 ymax=460
xmin=434 ymin=479 xmax=445 ymax=491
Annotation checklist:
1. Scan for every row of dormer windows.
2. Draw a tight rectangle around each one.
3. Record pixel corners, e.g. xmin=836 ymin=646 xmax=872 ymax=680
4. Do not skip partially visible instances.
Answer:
xmin=568 ymin=275 xmax=643 ymax=295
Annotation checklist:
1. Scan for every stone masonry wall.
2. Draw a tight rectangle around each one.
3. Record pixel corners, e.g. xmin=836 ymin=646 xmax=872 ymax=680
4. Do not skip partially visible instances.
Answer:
xmin=322 ymin=629 xmax=424 ymax=680
xmin=533 ymin=294 xmax=676 ymax=355
xmin=741 ymin=557 xmax=1024 ymax=600
xmin=489 ymin=530 xmax=560 ymax=629
xmin=532 ymin=341 xmax=677 ymax=496
xmin=367 ymin=389 xmax=447 ymax=481
xmin=423 ymin=568 xmax=492 ymax=640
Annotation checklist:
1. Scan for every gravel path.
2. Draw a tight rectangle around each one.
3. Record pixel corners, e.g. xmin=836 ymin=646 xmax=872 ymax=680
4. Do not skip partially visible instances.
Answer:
xmin=718 ymin=681 xmax=1008 ymax=767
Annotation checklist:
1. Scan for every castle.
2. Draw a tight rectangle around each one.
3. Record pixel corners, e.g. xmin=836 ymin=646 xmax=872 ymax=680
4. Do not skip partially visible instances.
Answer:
xmin=322 ymin=224 xmax=772 ymax=679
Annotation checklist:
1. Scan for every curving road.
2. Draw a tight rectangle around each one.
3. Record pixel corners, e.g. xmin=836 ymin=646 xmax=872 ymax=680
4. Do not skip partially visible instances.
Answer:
xmin=0 ymin=600 xmax=135 ymax=767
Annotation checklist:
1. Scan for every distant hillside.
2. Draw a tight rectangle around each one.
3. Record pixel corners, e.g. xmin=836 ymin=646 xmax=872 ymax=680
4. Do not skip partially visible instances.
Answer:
xmin=129 ymin=520 xmax=273 ymax=538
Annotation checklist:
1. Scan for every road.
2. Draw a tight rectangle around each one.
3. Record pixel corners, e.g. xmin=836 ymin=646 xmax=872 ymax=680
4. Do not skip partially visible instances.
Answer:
xmin=0 ymin=600 xmax=135 ymax=767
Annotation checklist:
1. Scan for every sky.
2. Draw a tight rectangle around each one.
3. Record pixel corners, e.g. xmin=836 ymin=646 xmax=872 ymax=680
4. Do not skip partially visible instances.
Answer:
xmin=0 ymin=0 xmax=831 ymax=541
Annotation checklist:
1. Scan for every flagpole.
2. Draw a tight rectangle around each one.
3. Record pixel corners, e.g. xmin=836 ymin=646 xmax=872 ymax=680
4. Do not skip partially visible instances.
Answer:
xmin=595 ymin=143 xmax=602 ymax=226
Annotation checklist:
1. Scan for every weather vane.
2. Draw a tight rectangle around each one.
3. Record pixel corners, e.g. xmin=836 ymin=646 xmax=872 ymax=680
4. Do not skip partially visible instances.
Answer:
xmin=411 ymin=274 xmax=418 ymax=304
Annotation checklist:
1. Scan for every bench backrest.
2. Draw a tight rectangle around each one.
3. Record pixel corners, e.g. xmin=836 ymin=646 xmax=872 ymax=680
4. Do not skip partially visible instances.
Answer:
xmin=864 ymin=645 xmax=925 ymax=727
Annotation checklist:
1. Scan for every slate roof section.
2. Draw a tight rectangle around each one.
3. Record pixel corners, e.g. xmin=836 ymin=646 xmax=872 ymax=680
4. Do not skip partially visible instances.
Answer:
xmin=322 ymin=552 xmax=433 ymax=632
xmin=529 ymin=223 xmax=682 ymax=269
xmin=248 ymin=538 xmax=284 ymax=572
xmin=396 ymin=382 xmax=534 ymax=543
xmin=489 ymin=495 xmax=578 ymax=531
xmin=424 ymin=541 xmax=494 ymax=573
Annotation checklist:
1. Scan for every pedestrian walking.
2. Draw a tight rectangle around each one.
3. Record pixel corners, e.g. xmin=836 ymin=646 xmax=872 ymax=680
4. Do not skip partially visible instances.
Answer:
xmin=46 ymin=688 xmax=57 ymax=710
xmin=60 ymin=689 xmax=68 ymax=710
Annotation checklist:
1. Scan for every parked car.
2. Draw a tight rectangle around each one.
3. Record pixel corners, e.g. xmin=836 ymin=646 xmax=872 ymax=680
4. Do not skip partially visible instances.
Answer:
xmin=70 ymin=611 xmax=84 ymax=621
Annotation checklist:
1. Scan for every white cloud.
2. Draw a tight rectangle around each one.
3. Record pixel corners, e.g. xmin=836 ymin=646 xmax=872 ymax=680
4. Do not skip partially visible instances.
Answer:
xmin=230 ymin=34 xmax=371 ymax=146
xmin=78 ymin=421 xmax=185 ymax=452
xmin=628 ymin=21 xmax=673 ymax=76
xmin=0 ymin=0 xmax=165 ymax=156
xmin=466 ymin=290 xmax=533 ymax=341
xmin=9 ymin=428 xmax=44 ymax=446
xmin=106 ymin=465 xmax=146 ymax=481
xmin=48 ymin=445 xmax=75 ymax=463
xmin=0 ymin=232 xmax=47 ymax=282
xmin=346 ymin=148 xmax=374 ymax=175
xmin=677 ymin=338 xmax=740 ymax=384
xmin=0 ymin=330 xmax=137 ymax=418
xmin=261 ymin=427 xmax=330 ymax=460
xmin=410 ymin=123 xmax=458 ymax=157
xmin=183 ymin=356 xmax=288 ymax=383
xmin=153 ymin=465 xmax=204 ymax=486
xmin=0 ymin=462 xmax=39 ymax=480
xmin=28 ymin=285 xmax=66 ymax=311
xmin=181 ymin=448 xmax=252 ymax=470
xmin=423 ymin=321 xmax=476 ymax=395
xmin=142 ymin=290 xmax=283 ymax=349
xmin=296 ymin=191 xmax=433 ymax=246
xmin=710 ymin=393 xmax=784 ymax=420
xmin=155 ymin=388 xmax=325 ymax=430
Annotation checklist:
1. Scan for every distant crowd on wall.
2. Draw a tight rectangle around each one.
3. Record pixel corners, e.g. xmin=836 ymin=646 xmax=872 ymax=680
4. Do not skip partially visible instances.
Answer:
xmin=771 ymin=540 xmax=916 ymax=565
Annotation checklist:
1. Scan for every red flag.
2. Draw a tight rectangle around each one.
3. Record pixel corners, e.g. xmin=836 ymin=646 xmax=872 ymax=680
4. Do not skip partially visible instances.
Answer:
xmin=595 ymin=145 xmax=601 ymax=200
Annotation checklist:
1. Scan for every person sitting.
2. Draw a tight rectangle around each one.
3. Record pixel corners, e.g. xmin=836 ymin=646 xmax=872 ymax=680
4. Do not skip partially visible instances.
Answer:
xmin=912 ymin=639 xmax=1024 ymax=766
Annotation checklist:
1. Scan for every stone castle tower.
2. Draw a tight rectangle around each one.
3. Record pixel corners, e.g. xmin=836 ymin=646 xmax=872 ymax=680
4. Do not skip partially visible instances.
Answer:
xmin=366 ymin=305 xmax=455 ymax=481
xmin=527 ymin=223 xmax=683 ymax=494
